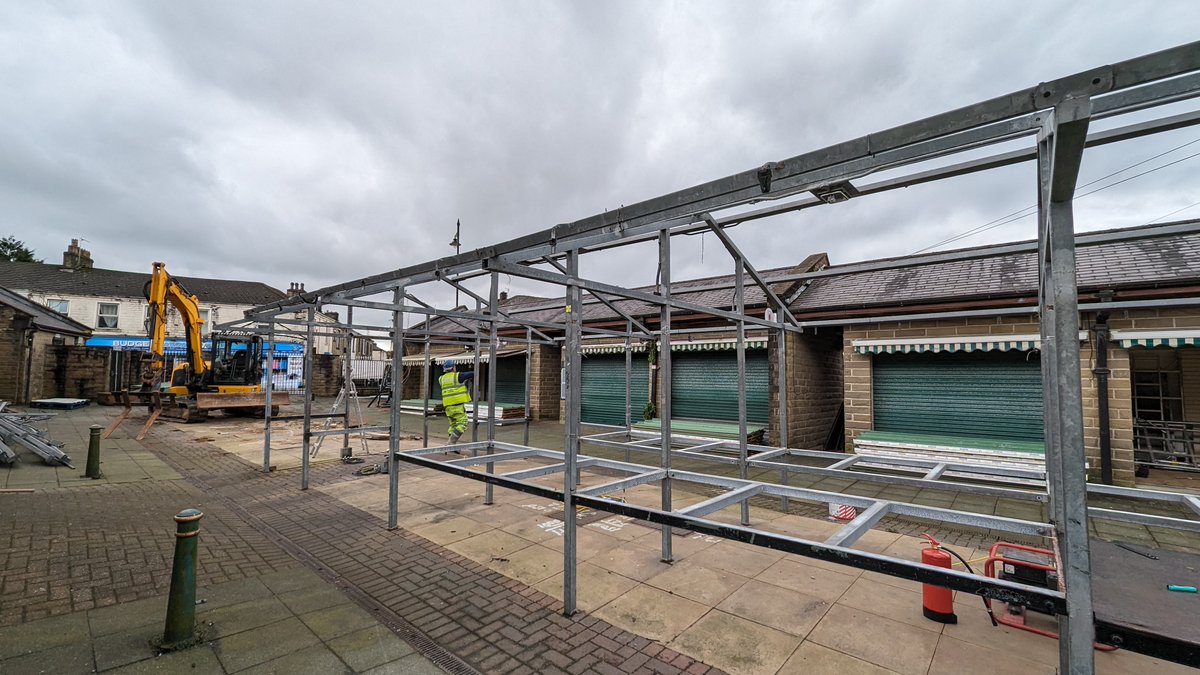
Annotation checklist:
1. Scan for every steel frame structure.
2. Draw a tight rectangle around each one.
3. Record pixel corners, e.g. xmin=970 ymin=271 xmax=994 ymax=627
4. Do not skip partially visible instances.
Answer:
xmin=235 ymin=43 xmax=1200 ymax=672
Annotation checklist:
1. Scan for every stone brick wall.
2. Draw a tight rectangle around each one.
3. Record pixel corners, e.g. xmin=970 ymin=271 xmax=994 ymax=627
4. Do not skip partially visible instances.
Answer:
xmin=309 ymin=353 xmax=343 ymax=397
xmin=838 ymin=311 xmax=1187 ymax=487
xmin=530 ymin=344 xmax=561 ymax=421
xmin=0 ymin=306 xmax=32 ymax=402
xmin=40 ymin=346 xmax=110 ymax=400
xmin=769 ymin=328 xmax=844 ymax=448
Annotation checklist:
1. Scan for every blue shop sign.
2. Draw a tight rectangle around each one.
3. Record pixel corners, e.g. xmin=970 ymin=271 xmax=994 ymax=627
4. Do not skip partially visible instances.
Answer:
xmin=85 ymin=336 xmax=305 ymax=353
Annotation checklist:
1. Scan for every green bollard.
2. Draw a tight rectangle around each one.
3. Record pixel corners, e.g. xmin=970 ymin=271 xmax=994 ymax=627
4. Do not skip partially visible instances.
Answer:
xmin=160 ymin=509 xmax=204 ymax=651
xmin=85 ymin=425 xmax=103 ymax=479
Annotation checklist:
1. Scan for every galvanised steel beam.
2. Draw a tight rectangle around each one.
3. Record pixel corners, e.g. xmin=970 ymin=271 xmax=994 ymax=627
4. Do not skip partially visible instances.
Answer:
xmin=825 ymin=501 xmax=892 ymax=547
xmin=577 ymin=469 xmax=667 ymax=497
xmin=389 ymin=446 xmax=1065 ymax=613
xmin=701 ymin=213 xmax=799 ymax=326
xmin=501 ymin=459 xmax=597 ymax=480
xmin=1038 ymin=96 xmax=1095 ymax=675
xmin=581 ymin=434 xmax=1047 ymax=502
xmin=678 ymin=484 xmax=764 ymax=518
xmin=487 ymin=258 xmax=796 ymax=331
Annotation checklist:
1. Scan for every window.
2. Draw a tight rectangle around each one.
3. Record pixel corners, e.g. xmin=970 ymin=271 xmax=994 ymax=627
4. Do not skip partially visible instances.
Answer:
xmin=46 ymin=299 xmax=69 ymax=315
xmin=198 ymin=309 xmax=210 ymax=335
xmin=97 ymin=303 xmax=119 ymax=329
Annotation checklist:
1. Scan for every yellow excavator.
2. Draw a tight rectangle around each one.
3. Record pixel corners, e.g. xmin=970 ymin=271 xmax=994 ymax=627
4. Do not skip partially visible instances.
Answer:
xmin=141 ymin=261 xmax=287 ymax=422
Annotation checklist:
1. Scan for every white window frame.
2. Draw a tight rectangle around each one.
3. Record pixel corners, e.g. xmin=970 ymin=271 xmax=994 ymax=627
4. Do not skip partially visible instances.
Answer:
xmin=46 ymin=299 xmax=70 ymax=315
xmin=97 ymin=302 xmax=120 ymax=329
xmin=198 ymin=308 xmax=210 ymax=335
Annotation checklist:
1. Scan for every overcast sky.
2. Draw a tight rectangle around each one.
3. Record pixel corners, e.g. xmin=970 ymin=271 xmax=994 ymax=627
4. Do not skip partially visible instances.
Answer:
xmin=3 ymin=1 xmax=1199 ymax=312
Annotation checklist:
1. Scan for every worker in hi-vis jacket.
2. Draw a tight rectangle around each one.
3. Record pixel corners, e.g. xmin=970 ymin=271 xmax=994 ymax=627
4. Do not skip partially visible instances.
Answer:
xmin=438 ymin=360 xmax=474 ymax=443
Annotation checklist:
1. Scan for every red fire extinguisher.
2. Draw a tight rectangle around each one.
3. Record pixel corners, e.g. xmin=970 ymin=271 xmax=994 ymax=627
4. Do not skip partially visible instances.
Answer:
xmin=920 ymin=534 xmax=958 ymax=624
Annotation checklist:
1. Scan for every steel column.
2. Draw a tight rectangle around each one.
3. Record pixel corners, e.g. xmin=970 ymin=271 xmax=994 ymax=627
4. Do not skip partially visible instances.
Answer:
xmin=388 ymin=287 xmax=405 ymax=530
xmin=342 ymin=306 xmax=354 ymax=458
xmin=736 ymin=260 xmax=750 ymax=526
xmin=524 ymin=327 xmax=532 ymax=447
xmin=658 ymin=230 xmax=674 ymax=562
xmin=485 ymin=272 xmax=499 ymax=505
xmin=1038 ymin=96 xmax=1095 ymax=675
xmin=562 ymin=249 xmax=582 ymax=615
xmin=301 ymin=307 xmax=314 ymax=490
xmin=263 ymin=324 xmax=274 ymax=474
xmin=422 ymin=335 xmax=430 ymax=448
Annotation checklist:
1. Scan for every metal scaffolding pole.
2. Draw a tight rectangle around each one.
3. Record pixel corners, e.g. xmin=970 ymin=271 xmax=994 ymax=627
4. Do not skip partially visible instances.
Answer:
xmin=388 ymin=287 xmax=405 ymax=530
xmin=301 ymin=307 xmax=314 ymax=490
xmin=262 ymin=323 xmax=274 ymax=474
xmin=1038 ymin=96 xmax=1095 ymax=675
xmin=422 ymin=335 xmax=431 ymax=448
xmin=736 ymin=260 xmax=749 ymax=526
xmin=342 ymin=306 xmax=354 ymax=459
xmin=471 ymin=297 xmax=482 ymax=445
xmin=562 ymin=249 xmax=582 ymax=616
xmin=658 ymin=230 xmax=673 ymax=562
xmin=524 ymin=327 xmax=532 ymax=447
xmin=484 ymin=272 xmax=499 ymax=506
xmin=625 ymin=321 xmax=633 ymax=436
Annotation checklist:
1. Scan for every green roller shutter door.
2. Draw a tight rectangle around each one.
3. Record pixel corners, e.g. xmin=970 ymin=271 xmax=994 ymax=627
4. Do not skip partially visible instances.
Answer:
xmin=872 ymin=351 xmax=1044 ymax=443
xmin=581 ymin=354 xmax=650 ymax=425
xmin=492 ymin=355 xmax=527 ymax=405
xmin=671 ymin=352 xmax=769 ymax=424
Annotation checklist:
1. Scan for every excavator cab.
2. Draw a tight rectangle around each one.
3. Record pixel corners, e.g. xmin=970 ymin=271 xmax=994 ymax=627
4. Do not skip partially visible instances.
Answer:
xmin=206 ymin=334 xmax=264 ymax=389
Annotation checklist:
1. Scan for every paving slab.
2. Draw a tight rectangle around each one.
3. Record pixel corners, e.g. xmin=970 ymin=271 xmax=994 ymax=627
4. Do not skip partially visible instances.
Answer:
xmin=212 ymin=616 xmax=323 ymax=673
xmin=645 ymin=559 xmax=750 ymax=606
xmin=106 ymin=645 xmax=224 ymax=674
xmin=593 ymin=584 xmax=709 ymax=643
xmin=778 ymin=640 xmax=899 ymax=675
xmin=240 ymin=642 xmax=354 ymax=675
xmin=806 ymin=605 xmax=939 ymax=675
xmin=93 ymin=623 xmax=160 ymax=672
xmin=277 ymin=585 xmax=355 ymax=616
xmin=837 ymin=576 xmax=939 ymax=632
xmin=669 ymin=609 xmax=801 ymax=675
xmin=927 ymin=634 xmax=1055 ymax=675
xmin=202 ymin=596 xmax=294 ymax=639
xmin=298 ymin=602 xmax=380 ymax=641
xmin=686 ymin=541 xmax=784 ymax=577
xmin=586 ymin=539 xmax=674 ymax=581
xmin=327 ymin=624 xmax=416 ymax=672
xmin=0 ymin=641 xmax=95 ymax=674
xmin=533 ymin=561 xmax=640 ymax=611
xmin=716 ymin=579 xmax=831 ymax=638
xmin=755 ymin=558 xmax=857 ymax=603
xmin=485 ymin=542 xmax=562 ymax=585
xmin=411 ymin=515 xmax=493 ymax=546
xmin=0 ymin=611 xmax=91 ymax=659
xmin=361 ymin=653 xmax=448 ymax=674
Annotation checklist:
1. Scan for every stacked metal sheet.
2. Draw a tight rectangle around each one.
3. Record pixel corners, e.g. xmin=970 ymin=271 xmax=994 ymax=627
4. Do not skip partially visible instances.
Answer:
xmin=0 ymin=414 xmax=74 ymax=467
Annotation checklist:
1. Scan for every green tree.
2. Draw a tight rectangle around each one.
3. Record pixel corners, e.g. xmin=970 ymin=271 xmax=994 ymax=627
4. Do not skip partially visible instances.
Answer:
xmin=0 ymin=236 xmax=41 ymax=262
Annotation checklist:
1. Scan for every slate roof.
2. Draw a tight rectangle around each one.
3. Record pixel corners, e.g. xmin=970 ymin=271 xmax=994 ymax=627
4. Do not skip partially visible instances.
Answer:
xmin=790 ymin=219 xmax=1200 ymax=314
xmin=0 ymin=261 xmax=286 ymax=306
xmin=0 ymin=287 xmax=91 ymax=336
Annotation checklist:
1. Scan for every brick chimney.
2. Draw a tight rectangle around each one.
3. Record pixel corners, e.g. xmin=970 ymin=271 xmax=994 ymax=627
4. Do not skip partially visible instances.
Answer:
xmin=499 ymin=291 xmax=508 ymax=303
xmin=287 ymin=282 xmax=306 ymax=298
xmin=62 ymin=239 xmax=93 ymax=270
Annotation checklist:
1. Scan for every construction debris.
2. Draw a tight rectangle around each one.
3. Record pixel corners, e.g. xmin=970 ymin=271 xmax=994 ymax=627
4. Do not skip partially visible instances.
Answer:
xmin=0 ymin=414 xmax=74 ymax=468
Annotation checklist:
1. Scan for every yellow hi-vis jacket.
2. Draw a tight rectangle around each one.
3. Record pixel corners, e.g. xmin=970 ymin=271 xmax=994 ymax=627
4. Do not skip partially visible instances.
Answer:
xmin=439 ymin=372 xmax=471 ymax=406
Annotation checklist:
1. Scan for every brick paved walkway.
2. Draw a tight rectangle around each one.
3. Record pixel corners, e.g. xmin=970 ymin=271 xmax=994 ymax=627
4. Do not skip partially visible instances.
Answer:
xmin=0 ymin=479 xmax=296 ymax=628
xmin=138 ymin=430 xmax=722 ymax=675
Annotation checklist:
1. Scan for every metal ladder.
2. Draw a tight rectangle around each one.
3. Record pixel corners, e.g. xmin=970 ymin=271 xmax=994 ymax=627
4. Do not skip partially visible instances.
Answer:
xmin=311 ymin=379 xmax=369 ymax=458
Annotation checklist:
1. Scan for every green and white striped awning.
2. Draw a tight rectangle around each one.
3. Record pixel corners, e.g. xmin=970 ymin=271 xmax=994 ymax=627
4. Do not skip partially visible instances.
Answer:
xmin=1111 ymin=330 xmax=1200 ymax=349
xmin=853 ymin=332 xmax=1086 ymax=355
xmin=581 ymin=338 xmax=768 ymax=355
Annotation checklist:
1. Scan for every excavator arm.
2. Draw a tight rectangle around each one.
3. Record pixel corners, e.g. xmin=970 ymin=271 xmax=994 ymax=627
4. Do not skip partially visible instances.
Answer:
xmin=146 ymin=262 xmax=207 ymax=383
